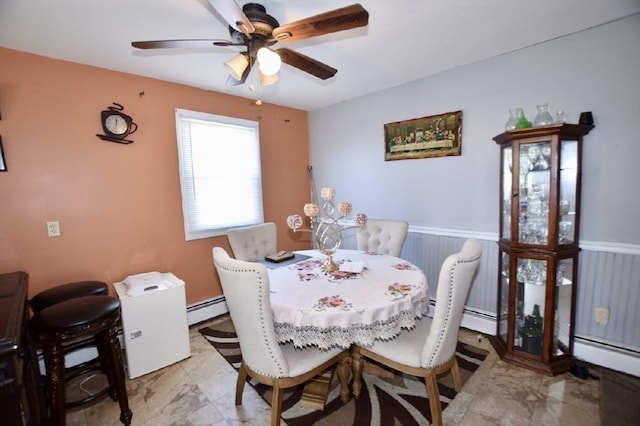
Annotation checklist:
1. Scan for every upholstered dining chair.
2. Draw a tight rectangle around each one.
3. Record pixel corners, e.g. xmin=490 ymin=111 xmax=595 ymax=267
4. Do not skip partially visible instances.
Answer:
xmin=226 ymin=222 xmax=277 ymax=261
xmin=356 ymin=218 xmax=409 ymax=257
xmin=351 ymin=238 xmax=482 ymax=426
xmin=212 ymin=247 xmax=351 ymax=426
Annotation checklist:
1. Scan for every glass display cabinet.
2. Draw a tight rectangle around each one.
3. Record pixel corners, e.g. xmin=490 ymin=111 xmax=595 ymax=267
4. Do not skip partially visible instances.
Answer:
xmin=492 ymin=123 xmax=593 ymax=375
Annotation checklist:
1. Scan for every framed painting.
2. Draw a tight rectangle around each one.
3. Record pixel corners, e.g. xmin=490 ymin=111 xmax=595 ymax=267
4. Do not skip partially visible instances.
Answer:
xmin=384 ymin=110 xmax=462 ymax=161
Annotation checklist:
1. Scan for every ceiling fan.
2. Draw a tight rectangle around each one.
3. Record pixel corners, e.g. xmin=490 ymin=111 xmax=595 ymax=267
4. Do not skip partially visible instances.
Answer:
xmin=131 ymin=1 xmax=369 ymax=87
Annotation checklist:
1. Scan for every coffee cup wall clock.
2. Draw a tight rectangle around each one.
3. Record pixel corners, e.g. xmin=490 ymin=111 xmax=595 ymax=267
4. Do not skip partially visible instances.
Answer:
xmin=96 ymin=102 xmax=137 ymax=144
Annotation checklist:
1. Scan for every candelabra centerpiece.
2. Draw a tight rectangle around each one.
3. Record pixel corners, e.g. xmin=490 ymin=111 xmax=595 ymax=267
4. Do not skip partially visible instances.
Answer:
xmin=287 ymin=187 xmax=367 ymax=272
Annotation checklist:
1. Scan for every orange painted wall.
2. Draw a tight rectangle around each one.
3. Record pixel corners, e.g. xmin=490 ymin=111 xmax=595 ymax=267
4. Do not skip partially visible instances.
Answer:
xmin=0 ymin=47 xmax=311 ymax=304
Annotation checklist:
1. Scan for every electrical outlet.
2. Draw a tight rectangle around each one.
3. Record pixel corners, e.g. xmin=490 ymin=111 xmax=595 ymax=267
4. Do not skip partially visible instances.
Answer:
xmin=47 ymin=221 xmax=61 ymax=237
xmin=595 ymin=307 xmax=609 ymax=324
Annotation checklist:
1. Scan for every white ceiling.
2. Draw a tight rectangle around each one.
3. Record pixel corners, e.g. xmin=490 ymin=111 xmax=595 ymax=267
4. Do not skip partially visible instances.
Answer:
xmin=1 ymin=0 xmax=638 ymax=111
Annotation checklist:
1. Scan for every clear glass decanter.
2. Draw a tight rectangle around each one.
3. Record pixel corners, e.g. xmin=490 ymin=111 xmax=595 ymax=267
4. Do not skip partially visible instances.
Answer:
xmin=505 ymin=107 xmax=522 ymax=131
xmin=534 ymin=102 xmax=554 ymax=126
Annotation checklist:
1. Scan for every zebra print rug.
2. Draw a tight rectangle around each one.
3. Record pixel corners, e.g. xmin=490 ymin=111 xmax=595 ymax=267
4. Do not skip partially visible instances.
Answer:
xmin=199 ymin=318 xmax=487 ymax=425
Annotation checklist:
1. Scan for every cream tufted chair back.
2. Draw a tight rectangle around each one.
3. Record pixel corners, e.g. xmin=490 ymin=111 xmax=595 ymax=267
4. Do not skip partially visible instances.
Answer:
xmin=212 ymin=247 xmax=290 ymax=377
xmin=356 ymin=219 xmax=409 ymax=257
xmin=227 ymin=222 xmax=277 ymax=261
xmin=212 ymin=247 xmax=352 ymax=425
xmin=350 ymin=238 xmax=482 ymax=426
xmin=421 ymin=238 xmax=482 ymax=368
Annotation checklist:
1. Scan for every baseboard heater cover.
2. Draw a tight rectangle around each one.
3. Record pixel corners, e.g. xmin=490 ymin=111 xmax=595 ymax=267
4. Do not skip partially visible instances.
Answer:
xmin=187 ymin=296 xmax=228 ymax=326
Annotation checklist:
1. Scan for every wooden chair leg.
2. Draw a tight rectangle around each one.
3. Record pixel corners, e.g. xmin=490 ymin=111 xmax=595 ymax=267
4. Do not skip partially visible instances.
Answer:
xmin=425 ymin=373 xmax=442 ymax=426
xmin=350 ymin=348 xmax=364 ymax=399
xmin=271 ymin=382 xmax=284 ymax=426
xmin=235 ymin=363 xmax=248 ymax=405
xmin=336 ymin=355 xmax=351 ymax=402
xmin=451 ymin=358 xmax=462 ymax=392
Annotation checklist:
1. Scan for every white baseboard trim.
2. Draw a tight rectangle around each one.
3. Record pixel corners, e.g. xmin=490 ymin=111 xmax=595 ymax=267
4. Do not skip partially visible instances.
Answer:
xmin=187 ymin=296 xmax=229 ymax=325
xmin=574 ymin=337 xmax=640 ymax=377
xmin=426 ymin=299 xmax=497 ymax=336
xmin=460 ymin=309 xmax=497 ymax=336
xmin=460 ymin=313 xmax=640 ymax=377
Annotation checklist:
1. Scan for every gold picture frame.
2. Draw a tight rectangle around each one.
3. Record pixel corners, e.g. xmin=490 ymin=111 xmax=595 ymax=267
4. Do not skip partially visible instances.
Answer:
xmin=384 ymin=110 xmax=462 ymax=161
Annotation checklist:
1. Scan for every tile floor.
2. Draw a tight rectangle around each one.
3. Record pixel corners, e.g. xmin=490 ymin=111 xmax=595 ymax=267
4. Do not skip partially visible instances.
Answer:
xmin=66 ymin=315 xmax=601 ymax=425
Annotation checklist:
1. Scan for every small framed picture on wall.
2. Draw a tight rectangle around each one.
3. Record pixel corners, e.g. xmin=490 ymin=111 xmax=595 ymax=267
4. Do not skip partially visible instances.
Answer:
xmin=0 ymin=136 xmax=7 ymax=172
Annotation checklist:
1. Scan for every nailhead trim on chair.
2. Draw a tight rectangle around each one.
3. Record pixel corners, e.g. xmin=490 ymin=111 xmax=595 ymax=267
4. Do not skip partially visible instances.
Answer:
xmin=425 ymin=253 xmax=481 ymax=368
xmin=255 ymin=270 xmax=286 ymax=377
xmin=216 ymin=262 xmax=287 ymax=378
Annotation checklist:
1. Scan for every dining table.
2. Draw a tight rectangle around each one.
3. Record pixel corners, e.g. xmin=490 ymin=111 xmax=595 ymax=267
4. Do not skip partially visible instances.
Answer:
xmin=265 ymin=249 xmax=430 ymax=350
xmin=262 ymin=249 xmax=429 ymax=409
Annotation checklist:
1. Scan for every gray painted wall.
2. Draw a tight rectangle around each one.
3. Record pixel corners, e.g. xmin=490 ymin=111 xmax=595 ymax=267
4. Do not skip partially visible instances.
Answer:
xmin=309 ymin=14 xmax=639 ymax=243
xmin=308 ymin=15 xmax=640 ymax=355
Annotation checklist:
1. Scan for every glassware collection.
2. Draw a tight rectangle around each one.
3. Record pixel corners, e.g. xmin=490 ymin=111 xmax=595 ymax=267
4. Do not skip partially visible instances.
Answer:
xmin=505 ymin=102 xmax=568 ymax=130
xmin=494 ymin=123 xmax=592 ymax=374
xmin=518 ymin=142 xmax=552 ymax=244
xmin=511 ymin=140 xmax=576 ymax=247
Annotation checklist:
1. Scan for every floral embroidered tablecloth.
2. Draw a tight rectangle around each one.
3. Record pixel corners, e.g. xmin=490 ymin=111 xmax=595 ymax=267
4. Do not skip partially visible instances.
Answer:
xmin=267 ymin=250 xmax=429 ymax=349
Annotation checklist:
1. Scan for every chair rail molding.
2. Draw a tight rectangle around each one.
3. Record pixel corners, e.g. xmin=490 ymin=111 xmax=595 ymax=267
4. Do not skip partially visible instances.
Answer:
xmin=343 ymin=221 xmax=640 ymax=255
xmin=579 ymin=240 xmax=640 ymax=255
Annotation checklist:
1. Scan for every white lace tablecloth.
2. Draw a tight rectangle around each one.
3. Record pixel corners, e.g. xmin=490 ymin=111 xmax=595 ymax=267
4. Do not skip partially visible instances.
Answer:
xmin=267 ymin=250 xmax=429 ymax=349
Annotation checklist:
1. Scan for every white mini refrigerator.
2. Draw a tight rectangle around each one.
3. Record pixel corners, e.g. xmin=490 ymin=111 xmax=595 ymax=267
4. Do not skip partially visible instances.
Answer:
xmin=114 ymin=272 xmax=191 ymax=379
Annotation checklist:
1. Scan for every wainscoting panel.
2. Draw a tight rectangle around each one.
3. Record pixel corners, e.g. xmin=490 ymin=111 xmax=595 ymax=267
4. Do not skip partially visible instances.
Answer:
xmin=402 ymin=232 xmax=498 ymax=315
xmin=341 ymin=230 xmax=499 ymax=316
xmin=343 ymin=227 xmax=640 ymax=356
xmin=576 ymin=250 xmax=640 ymax=349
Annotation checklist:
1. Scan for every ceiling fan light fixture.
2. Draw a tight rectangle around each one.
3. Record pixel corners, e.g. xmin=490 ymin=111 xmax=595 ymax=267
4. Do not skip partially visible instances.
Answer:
xmin=133 ymin=3 xmax=370 ymax=88
xmin=260 ymin=71 xmax=279 ymax=86
xmin=257 ymin=47 xmax=281 ymax=76
xmin=224 ymin=53 xmax=249 ymax=81
xmin=236 ymin=22 xmax=254 ymax=36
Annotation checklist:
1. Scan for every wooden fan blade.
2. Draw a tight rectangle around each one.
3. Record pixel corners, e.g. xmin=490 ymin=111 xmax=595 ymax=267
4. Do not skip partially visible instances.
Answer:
xmin=276 ymin=48 xmax=337 ymax=80
xmin=272 ymin=4 xmax=368 ymax=43
xmin=131 ymin=39 xmax=237 ymax=49
xmin=208 ymin=0 xmax=255 ymax=36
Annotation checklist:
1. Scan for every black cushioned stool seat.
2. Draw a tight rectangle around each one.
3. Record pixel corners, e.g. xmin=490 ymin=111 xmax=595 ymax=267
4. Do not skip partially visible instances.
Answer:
xmin=29 ymin=281 xmax=110 ymax=391
xmin=29 ymin=280 xmax=109 ymax=313
xmin=30 ymin=296 xmax=132 ymax=426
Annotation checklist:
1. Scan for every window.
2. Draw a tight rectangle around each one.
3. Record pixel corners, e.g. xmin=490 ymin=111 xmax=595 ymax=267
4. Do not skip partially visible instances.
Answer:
xmin=175 ymin=109 xmax=263 ymax=240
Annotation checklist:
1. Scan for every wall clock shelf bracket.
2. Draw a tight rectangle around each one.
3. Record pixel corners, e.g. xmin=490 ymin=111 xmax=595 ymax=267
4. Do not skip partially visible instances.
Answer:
xmin=96 ymin=134 xmax=134 ymax=144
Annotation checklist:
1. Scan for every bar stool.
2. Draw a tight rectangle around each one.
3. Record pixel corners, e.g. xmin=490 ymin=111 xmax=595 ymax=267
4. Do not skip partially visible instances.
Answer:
xmin=30 ymin=295 xmax=132 ymax=426
xmin=29 ymin=281 xmax=110 ymax=400
xmin=29 ymin=280 xmax=109 ymax=313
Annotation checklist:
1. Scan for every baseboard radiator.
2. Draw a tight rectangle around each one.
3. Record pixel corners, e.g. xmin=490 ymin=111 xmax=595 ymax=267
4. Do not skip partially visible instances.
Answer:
xmin=457 ymin=304 xmax=640 ymax=377
xmin=187 ymin=296 xmax=229 ymax=326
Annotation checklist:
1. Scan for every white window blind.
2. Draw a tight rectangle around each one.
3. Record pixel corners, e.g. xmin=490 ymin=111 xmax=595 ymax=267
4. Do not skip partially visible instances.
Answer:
xmin=175 ymin=109 xmax=264 ymax=240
